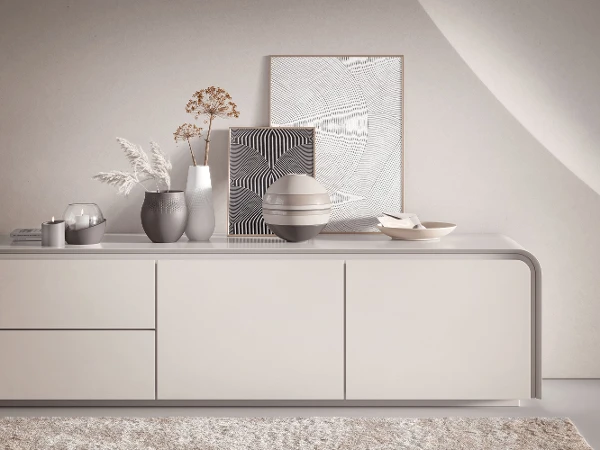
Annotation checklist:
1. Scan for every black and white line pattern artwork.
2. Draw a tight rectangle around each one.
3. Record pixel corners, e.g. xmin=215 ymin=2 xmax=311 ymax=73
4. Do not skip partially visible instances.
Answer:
xmin=270 ymin=56 xmax=403 ymax=233
xmin=228 ymin=127 xmax=315 ymax=236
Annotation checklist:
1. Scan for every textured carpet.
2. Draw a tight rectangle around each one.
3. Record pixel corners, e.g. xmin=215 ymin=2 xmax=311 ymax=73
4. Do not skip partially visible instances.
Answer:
xmin=0 ymin=417 xmax=592 ymax=449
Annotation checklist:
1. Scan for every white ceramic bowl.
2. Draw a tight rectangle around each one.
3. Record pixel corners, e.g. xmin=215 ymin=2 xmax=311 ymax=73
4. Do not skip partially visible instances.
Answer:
xmin=377 ymin=221 xmax=457 ymax=241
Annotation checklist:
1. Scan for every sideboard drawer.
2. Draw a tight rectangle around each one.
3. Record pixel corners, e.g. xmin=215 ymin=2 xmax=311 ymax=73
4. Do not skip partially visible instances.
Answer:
xmin=0 ymin=331 xmax=155 ymax=399
xmin=0 ymin=260 xmax=155 ymax=329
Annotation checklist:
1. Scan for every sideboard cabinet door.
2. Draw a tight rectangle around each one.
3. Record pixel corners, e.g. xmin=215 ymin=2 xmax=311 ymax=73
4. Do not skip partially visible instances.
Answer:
xmin=346 ymin=259 xmax=532 ymax=400
xmin=157 ymin=259 xmax=344 ymax=400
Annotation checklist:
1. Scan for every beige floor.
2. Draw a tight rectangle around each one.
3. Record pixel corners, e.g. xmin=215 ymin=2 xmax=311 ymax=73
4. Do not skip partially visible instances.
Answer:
xmin=0 ymin=380 xmax=598 ymax=448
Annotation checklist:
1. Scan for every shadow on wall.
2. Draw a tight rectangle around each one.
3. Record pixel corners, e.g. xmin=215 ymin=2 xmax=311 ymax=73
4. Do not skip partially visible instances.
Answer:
xmin=256 ymin=56 xmax=271 ymax=122
xmin=207 ymin=129 xmax=230 ymax=233
xmin=418 ymin=0 xmax=600 ymax=196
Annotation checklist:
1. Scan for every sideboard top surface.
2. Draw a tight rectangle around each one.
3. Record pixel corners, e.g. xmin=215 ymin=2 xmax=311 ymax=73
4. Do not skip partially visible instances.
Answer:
xmin=0 ymin=233 xmax=535 ymax=258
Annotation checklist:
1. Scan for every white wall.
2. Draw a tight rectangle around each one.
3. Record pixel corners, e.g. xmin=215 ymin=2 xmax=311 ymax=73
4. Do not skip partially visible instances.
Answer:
xmin=419 ymin=0 xmax=600 ymax=196
xmin=1 ymin=0 xmax=599 ymax=377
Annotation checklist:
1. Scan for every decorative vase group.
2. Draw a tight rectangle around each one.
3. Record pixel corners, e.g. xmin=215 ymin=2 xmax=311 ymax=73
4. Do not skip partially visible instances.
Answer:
xmin=262 ymin=174 xmax=331 ymax=242
xmin=140 ymin=166 xmax=215 ymax=243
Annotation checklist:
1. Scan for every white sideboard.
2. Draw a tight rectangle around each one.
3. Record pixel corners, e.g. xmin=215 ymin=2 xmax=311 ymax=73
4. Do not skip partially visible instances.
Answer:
xmin=0 ymin=233 xmax=541 ymax=406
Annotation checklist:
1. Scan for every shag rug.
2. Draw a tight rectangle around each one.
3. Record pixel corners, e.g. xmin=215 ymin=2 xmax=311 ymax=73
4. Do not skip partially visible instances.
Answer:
xmin=0 ymin=417 xmax=592 ymax=450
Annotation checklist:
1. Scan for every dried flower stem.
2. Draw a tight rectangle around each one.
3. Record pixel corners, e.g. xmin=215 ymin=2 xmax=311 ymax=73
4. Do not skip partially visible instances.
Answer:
xmin=186 ymin=138 xmax=197 ymax=166
xmin=203 ymin=116 xmax=214 ymax=166
xmin=174 ymin=123 xmax=203 ymax=166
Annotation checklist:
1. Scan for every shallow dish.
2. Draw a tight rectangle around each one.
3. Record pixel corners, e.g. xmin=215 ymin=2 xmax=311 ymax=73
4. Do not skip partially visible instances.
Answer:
xmin=377 ymin=221 xmax=456 ymax=241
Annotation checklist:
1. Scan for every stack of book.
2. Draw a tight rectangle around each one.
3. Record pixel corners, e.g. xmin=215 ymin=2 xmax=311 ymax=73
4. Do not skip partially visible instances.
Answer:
xmin=10 ymin=228 xmax=42 ymax=241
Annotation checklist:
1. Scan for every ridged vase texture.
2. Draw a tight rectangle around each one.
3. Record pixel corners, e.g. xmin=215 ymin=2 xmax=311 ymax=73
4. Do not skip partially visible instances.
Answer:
xmin=184 ymin=165 xmax=215 ymax=241
xmin=141 ymin=191 xmax=187 ymax=243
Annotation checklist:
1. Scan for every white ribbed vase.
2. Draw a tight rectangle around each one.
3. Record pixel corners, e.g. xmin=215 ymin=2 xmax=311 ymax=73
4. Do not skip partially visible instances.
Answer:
xmin=184 ymin=165 xmax=215 ymax=241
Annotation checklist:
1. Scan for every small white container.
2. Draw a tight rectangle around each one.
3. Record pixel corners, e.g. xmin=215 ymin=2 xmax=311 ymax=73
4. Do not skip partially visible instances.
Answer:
xmin=41 ymin=218 xmax=65 ymax=248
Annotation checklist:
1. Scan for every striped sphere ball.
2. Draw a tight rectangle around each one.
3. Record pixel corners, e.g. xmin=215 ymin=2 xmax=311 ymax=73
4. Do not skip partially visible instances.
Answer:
xmin=262 ymin=174 xmax=331 ymax=242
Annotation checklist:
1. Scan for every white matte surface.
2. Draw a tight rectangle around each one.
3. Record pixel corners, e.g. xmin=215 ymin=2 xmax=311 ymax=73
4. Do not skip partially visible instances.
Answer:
xmin=0 ymin=331 xmax=155 ymax=400
xmin=419 ymin=0 xmax=600 ymax=196
xmin=0 ymin=260 xmax=155 ymax=329
xmin=347 ymin=259 xmax=532 ymax=400
xmin=157 ymin=259 xmax=344 ymax=400
xmin=0 ymin=233 xmax=535 ymax=256
xmin=0 ymin=233 xmax=540 ymax=401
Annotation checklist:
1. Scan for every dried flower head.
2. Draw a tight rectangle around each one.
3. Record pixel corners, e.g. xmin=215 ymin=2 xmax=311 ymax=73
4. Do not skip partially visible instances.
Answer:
xmin=185 ymin=86 xmax=240 ymax=122
xmin=181 ymin=86 xmax=240 ymax=165
xmin=173 ymin=123 xmax=203 ymax=166
xmin=173 ymin=123 xmax=203 ymax=142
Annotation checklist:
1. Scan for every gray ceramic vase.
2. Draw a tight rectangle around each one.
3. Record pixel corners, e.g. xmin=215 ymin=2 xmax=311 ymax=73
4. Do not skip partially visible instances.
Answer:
xmin=141 ymin=190 xmax=187 ymax=243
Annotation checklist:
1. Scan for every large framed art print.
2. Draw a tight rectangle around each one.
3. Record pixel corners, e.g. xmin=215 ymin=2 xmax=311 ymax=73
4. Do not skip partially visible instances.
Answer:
xmin=270 ymin=55 xmax=404 ymax=233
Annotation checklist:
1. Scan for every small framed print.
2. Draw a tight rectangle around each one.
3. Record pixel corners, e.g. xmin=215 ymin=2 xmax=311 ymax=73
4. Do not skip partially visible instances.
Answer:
xmin=228 ymin=127 xmax=315 ymax=236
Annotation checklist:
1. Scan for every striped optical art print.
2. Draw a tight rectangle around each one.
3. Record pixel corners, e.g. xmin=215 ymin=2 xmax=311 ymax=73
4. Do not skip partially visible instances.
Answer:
xmin=270 ymin=55 xmax=404 ymax=233
xmin=228 ymin=127 xmax=315 ymax=236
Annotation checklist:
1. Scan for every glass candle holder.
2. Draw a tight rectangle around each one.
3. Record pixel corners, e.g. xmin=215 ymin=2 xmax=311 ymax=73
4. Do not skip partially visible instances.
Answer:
xmin=63 ymin=203 xmax=106 ymax=245
xmin=64 ymin=203 xmax=104 ymax=231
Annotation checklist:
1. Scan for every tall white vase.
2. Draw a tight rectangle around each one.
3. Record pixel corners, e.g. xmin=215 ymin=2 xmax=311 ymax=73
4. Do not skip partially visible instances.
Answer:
xmin=184 ymin=165 xmax=215 ymax=241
